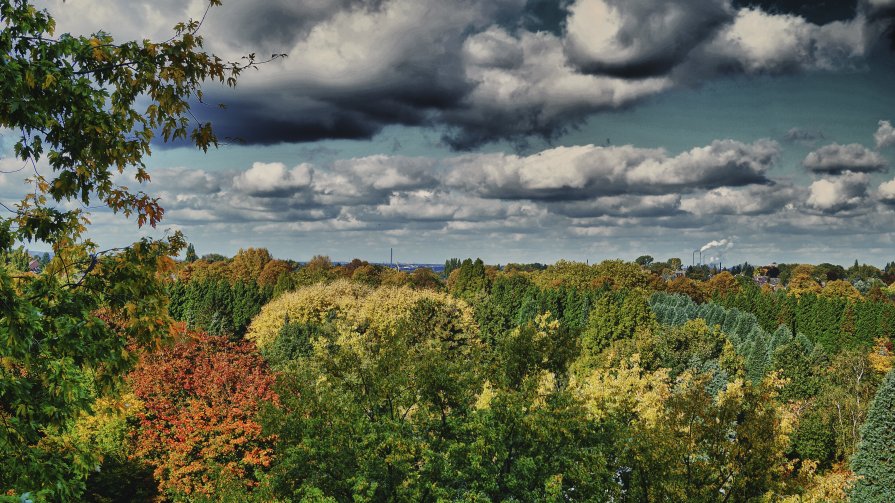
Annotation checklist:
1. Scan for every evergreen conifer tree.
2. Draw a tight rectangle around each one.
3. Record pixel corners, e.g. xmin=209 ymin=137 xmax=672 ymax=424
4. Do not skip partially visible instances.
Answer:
xmin=850 ymin=370 xmax=895 ymax=502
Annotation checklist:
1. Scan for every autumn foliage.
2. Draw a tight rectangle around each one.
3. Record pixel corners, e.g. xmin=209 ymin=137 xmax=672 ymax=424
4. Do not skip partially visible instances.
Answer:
xmin=129 ymin=327 xmax=278 ymax=498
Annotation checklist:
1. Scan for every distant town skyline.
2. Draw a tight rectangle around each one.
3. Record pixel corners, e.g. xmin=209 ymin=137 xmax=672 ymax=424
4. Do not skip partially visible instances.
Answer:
xmin=3 ymin=0 xmax=895 ymax=265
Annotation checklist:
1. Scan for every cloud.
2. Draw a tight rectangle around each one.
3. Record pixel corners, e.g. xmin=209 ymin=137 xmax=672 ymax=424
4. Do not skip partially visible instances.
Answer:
xmin=314 ymin=155 xmax=440 ymax=205
xmin=331 ymin=156 xmax=438 ymax=192
xmin=693 ymin=8 xmax=867 ymax=76
xmin=680 ymin=184 xmax=801 ymax=215
xmin=564 ymin=0 xmax=734 ymax=78
xmin=564 ymin=0 xmax=869 ymax=83
xmin=365 ymin=190 xmax=540 ymax=223
xmin=207 ymin=0 xmax=530 ymax=147
xmin=806 ymin=172 xmax=870 ymax=213
xmin=802 ymin=143 xmax=889 ymax=174
xmin=232 ymin=162 xmax=313 ymax=197
xmin=863 ymin=0 xmax=895 ymax=17
xmin=877 ymin=177 xmax=895 ymax=203
xmin=133 ymin=137 xmax=786 ymax=234
xmin=150 ymin=168 xmax=222 ymax=195
xmin=444 ymin=27 xmax=672 ymax=149
xmin=783 ymin=127 xmax=825 ymax=143
xmin=875 ymin=120 xmax=895 ymax=148
xmin=549 ymin=194 xmax=682 ymax=218
xmin=35 ymin=0 xmax=886 ymax=149
xmin=71 ymin=133 xmax=895 ymax=264
xmin=444 ymin=139 xmax=778 ymax=200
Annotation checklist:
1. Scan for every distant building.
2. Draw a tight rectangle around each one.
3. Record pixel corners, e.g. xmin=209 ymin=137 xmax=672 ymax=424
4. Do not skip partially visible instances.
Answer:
xmin=661 ymin=269 xmax=687 ymax=281
xmin=28 ymin=258 xmax=41 ymax=273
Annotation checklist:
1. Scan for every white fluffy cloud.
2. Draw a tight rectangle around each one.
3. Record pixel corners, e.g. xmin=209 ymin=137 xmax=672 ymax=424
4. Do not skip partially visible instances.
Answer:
xmin=123 ymin=135 xmax=879 ymax=247
xmin=232 ymin=162 xmax=313 ymax=197
xmin=130 ymin=138 xmax=792 ymax=232
xmin=701 ymin=8 xmax=866 ymax=75
xmin=875 ymin=120 xmax=895 ymax=149
xmin=806 ymin=172 xmax=870 ymax=213
xmin=877 ymin=177 xmax=895 ymax=203
xmin=680 ymin=185 xmax=801 ymax=215
xmin=564 ymin=0 xmax=870 ymax=82
xmin=444 ymin=139 xmax=777 ymax=200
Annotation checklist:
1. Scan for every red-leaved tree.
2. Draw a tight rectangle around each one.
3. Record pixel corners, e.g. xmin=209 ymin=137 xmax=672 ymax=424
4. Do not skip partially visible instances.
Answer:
xmin=130 ymin=327 xmax=278 ymax=498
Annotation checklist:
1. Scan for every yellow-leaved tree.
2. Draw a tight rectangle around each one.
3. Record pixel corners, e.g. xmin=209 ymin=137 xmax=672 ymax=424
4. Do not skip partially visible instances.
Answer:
xmin=246 ymin=279 xmax=476 ymax=350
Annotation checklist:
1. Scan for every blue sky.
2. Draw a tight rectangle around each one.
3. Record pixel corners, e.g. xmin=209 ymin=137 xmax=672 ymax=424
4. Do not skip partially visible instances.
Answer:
xmin=5 ymin=0 xmax=895 ymax=266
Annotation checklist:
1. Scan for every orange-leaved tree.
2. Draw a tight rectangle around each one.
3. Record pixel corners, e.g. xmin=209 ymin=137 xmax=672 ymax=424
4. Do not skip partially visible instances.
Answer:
xmin=130 ymin=328 xmax=278 ymax=499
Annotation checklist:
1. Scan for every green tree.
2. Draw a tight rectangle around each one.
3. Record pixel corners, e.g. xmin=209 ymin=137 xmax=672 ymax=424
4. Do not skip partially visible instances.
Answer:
xmin=850 ymin=370 xmax=895 ymax=502
xmin=581 ymin=290 xmax=655 ymax=359
xmin=443 ymin=257 xmax=461 ymax=277
xmin=184 ymin=243 xmax=198 ymax=262
xmin=654 ymin=318 xmax=725 ymax=377
xmin=0 ymin=245 xmax=31 ymax=272
xmin=272 ymin=269 xmax=297 ymax=298
xmin=635 ymin=255 xmax=654 ymax=266
xmin=263 ymin=297 xmax=489 ymax=500
xmin=791 ymin=407 xmax=836 ymax=467
xmin=201 ymin=252 xmax=228 ymax=262
xmin=450 ymin=258 xmax=488 ymax=300
xmin=0 ymin=0 xmax=270 ymax=497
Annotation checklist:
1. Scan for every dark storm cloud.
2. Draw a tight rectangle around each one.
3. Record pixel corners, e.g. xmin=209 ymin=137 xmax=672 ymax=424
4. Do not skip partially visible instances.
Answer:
xmin=802 ymin=143 xmax=889 ymax=174
xmin=219 ymin=0 xmax=388 ymax=54
xmin=38 ymin=0 xmax=884 ymax=149
xmin=166 ymin=0 xmax=876 ymax=149
xmin=200 ymin=77 xmax=472 ymax=146
xmin=206 ymin=103 xmax=384 ymax=145
xmin=440 ymin=26 xmax=673 ymax=150
xmin=201 ymin=0 xmax=519 ymax=148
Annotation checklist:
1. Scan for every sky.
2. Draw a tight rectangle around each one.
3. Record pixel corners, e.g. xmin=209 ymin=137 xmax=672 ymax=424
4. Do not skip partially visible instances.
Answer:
xmin=4 ymin=0 xmax=895 ymax=266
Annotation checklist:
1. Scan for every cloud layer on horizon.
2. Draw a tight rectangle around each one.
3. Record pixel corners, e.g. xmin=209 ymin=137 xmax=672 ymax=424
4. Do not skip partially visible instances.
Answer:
xmin=56 ymin=132 xmax=887 ymax=257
